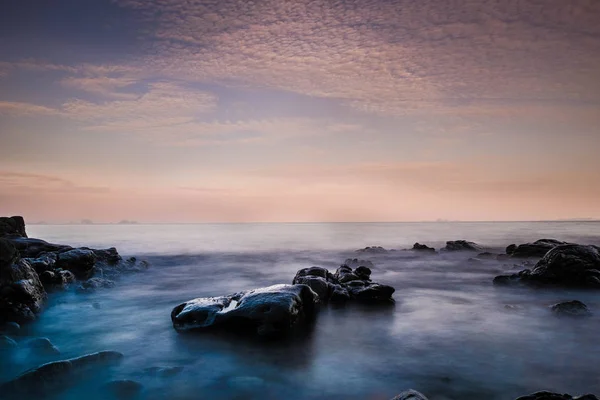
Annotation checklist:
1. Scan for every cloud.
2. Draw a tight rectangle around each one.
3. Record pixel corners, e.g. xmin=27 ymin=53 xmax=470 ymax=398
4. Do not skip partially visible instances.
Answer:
xmin=60 ymin=76 xmax=139 ymax=100
xmin=0 ymin=171 xmax=110 ymax=194
xmin=0 ymin=101 xmax=58 ymax=116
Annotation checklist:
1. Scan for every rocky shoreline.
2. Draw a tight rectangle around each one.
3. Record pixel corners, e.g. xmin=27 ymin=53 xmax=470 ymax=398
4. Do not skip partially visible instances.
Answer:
xmin=1 ymin=216 xmax=599 ymax=400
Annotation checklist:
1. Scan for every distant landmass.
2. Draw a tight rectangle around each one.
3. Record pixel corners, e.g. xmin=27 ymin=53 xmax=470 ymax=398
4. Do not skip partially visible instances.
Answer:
xmin=117 ymin=220 xmax=139 ymax=225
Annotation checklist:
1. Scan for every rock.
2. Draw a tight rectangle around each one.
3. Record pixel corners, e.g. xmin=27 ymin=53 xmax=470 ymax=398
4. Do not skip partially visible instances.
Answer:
xmin=0 ymin=321 xmax=20 ymax=335
xmin=28 ymin=337 xmax=60 ymax=355
xmin=515 ymin=391 xmax=598 ymax=400
xmin=0 ymin=238 xmax=19 ymax=267
xmin=335 ymin=265 xmax=361 ymax=283
xmin=391 ymin=389 xmax=429 ymax=400
xmin=346 ymin=282 xmax=395 ymax=303
xmin=507 ymin=239 xmax=570 ymax=258
xmin=76 ymin=277 xmax=116 ymax=293
xmin=171 ymin=284 xmax=319 ymax=338
xmin=444 ymin=240 xmax=483 ymax=252
xmin=0 ymin=248 xmax=47 ymax=324
xmin=0 ymin=216 xmax=27 ymax=238
xmin=40 ymin=269 xmax=76 ymax=291
xmin=356 ymin=246 xmax=388 ymax=254
xmin=551 ymin=300 xmax=592 ymax=317
xmin=104 ymin=379 xmax=143 ymax=399
xmin=329 ymin=284 xmax=351 ymax=303
xmin=144 ymin=366 xmax=184 ymax=377
xmin=0 ymin=334 xmax=17 ymax=350
xmin=7 ymin=237 xmax=71 ymax=258
xmin=25 ymin=253 xmax=57 ymax=274
xmin=354 ymin=266 xmax=372 ymax=280
xmin=411 ymin=243 xmax=436 ymax=253
xmin=0 ymin=350 xmax=124 ymax=398
xmin=55 ymin=249 xmax=97 ymax=280
xmin=494 ymin=245 xmax=600 ymax=288
xmin=292 ymin=275 xmax=330 ymax=300
xmin=477 ymin=252 xmax=497 ymax=260
xmin=343 ymin=258 xmax=375 ymax=269
xmin=89 ymin=247 xmax=122 ymax=265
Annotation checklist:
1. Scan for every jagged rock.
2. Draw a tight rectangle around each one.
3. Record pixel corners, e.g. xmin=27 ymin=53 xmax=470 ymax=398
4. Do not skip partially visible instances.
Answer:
xmin=515 ymin=391 xmax=598 ymax=400
xmin=55 ymin=249 xmax=97 ymax=280
xmin=40 ymin=269 xmax=76 ymax=291
xmin=356 ymin=246 xmax=388 ymax=254
xmin=1 ymin=240 xmax=46 ymax=324
xmin=354 ymin=266 xmax=372 ymax=280
xmin=411 ymin=243 xmax=436 ymax=253
xmin=335 ymin=265 xmax=362 ymax=283
xmin=507 ymin=239 xmax=570 ymax=258
xmin=444 ymin=240 xmax=483 ymax=252
xmin=345 ymin=281 xmax=395 ymax=302
xmin=171 ymin=284 xmax=319 ymax=338
xmin=292 ymin=275 xmax=330 ymax=300
xmin=25 ymin=253 xmax=57 ymax=274
xmin=7 ymin=237 xmax=71 ymax=258
xmin=551 ymin=300 xmax=592 ymax=317
xmin=0 ymin=216 xmax=27 ymax=238
xmin=103 ymin=379 xmax=143 ymax=399
xmin=76 ymin=277 xmax=116 ymax=293
xmin=0 ymin=350 xmax=124 ymax=398
xmin=343 ymin=258 xmax=375 ymax=269
xmin=391 ymin=389 xmax=429 ymax=400
xmin=28 ymin=337 xmax=60 ymax=355
xmin=88 ymin=247 xmax=122 ymax=265
xmin=494 ymin=245 xmax=600 ymax=288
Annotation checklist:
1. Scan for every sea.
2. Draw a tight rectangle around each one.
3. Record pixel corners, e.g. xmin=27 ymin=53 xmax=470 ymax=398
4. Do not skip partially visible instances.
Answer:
xmin=2 ymin=222 xmax=600 ymax=400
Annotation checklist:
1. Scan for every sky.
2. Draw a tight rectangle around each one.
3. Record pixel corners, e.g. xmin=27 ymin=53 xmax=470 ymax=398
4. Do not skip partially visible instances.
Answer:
xmin=0 ymin=0 xmax=599 ymax=223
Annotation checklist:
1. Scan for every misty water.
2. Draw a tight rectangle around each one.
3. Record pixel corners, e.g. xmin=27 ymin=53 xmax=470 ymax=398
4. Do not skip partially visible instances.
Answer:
xmin=3 ymin=222 xmax=600 ymax=400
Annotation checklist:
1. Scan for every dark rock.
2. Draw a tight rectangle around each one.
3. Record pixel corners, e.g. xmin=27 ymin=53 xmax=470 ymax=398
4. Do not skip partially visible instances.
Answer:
xmin=89 ymin=247 xmax=122 ymax=265
xmin=515 ymin=391 xmax=598 ymax=400
xmin=56 ymin=249 xmax=97 ymax=280
xmin=329 ymin=284 xmax=351 ymax=303
xmin=0 ymin=216 xmax=27 ymax=238
xmin=0 ymin=334 xmax=17 ymax=350
xmin=0 ymin=238 xmax=19 ymax=267
xmin=354 ymin=266 xmax=372 ymax=280
xmin=25 ymin=253 xmax=57 ymax=274
xmin=292 ymin=275 xmax=330 ymax=300
xmin=444 ymin=240 xmax=483 ymax=252
xmin=28 ymin=337 xmax=60 ymax=355
xmin=391 ymin=390 xmax=429 ymax=400
xmin=40 ymin=269 xmax=76 ymax=291
xmin=0 ymin=350 xmax=124 ymax=398
xmin=104 ymin=379 xmax=143 ymax=399
xmin=551 ymin=300 xmax=592 ymax=317
xmin=507 ymin=239 xmax=570 ymax=258
xmin=7 ymin=237 xmax=71 ymax=258
xmin=412 ymin=243 xmax=436 ymax=253
xmin=144 ymin=366 xmax=184 ymax=377
xmin=494 ymin=245 xmax=600 ymax=288
xmin=294 ymin=266 xmax=330 ymax=280
xmin=171 ymin=284 xmax=320 ymax=338
xmin=477 ymin=252 xmax=497 ymax=260
xmin=76 ymin=277 xmax=116 ymax=293
xmin=343 ymin=258 xmax=375 ymax=269
xmin=335 ymin=265 xmax=362 ymax=283
xmin=1 ymin=252 xmax=46 ymax=324
xmin=346 ymin=282 xmax=395 ymax=303
xmin=356 ymin=246 xmax=388 ymax=254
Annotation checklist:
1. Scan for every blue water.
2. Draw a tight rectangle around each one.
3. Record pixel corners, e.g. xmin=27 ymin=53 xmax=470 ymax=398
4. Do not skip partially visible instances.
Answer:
xmin=3 ymin=222 xmax=600 ymax=400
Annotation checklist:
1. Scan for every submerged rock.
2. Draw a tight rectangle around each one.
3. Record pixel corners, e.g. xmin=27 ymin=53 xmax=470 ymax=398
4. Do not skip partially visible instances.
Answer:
xmin=0 ymin=350 xmax=124 ymax=398
xmin=515 ymin=391 xmax=598 ymax=400
xmin=171 ymin=284 xmax=319 ymax=338
xmin=551 ymin=300 xmax=592 ymax=317
xmin=444 ymin=240 xmax=483 ymax=252
xmin=391 ymin=389 xmax=429 ymax=400
xmin=28 ymin=337 xmax=61 ymax=355
xmin=0 ymin=321 xmax=20 ymax=335
xmin=507 ymin=239 xmax=570 ymax=259
xmin=0 ymin=334 xmax=17 ymax=350
xmin=494 ymin=244 xmax=600 ymax=288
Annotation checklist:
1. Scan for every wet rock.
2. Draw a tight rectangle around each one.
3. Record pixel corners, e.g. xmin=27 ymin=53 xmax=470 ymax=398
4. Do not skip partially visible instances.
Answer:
xmin=346 ymin=282 xmax=395 ymax=303
xmin=7 ymin=237 xmax=71 ymax=258
xmin=89 ymin=247 xmax=122 ymax=265
xmin=25 ymin=253 xmax=57 ymax=274
xmin=292 ymin=275 xmax=330 ymax=300
xmin=171 ymin=284 xmax=320 ymax=338
xmin=494 ymin=244 xmax=600 ymax=288
xmin=551 ymin=300 xmax=592 ymax=317
xmin=335 ymin=265 xmax=362 ymax=283
xmin=444 ymin=240 xmax=483 ymax=252
xmin=356 ymin=246 xmax=388 ymax=254
xmin=76 ymin=277 xmax=116 ymax=293
xmin=0 ymin=350 xmax=124 ymax=398
xmin=56 ymin=248 xmax=97 ymax=280
xmin=343 ymin=258 xmax=375 ymax=269
xmin=144 ymin=366 xmax=184 ymax=377
xmin=411 ymin=243 xmax=436 ymax=253
xmin=515 ymin=391 xmax=598 ymax=400
xmin=104 ymin=379 xmax=143 ymax=399
xmin=28 ymin=337 xmax=60 ymax=355
xmin=391 ymin=389 xmax=429 ymax=400
xmin=329 ymin=284 xmax=351 ymax=303
xmin=507 ymin=239 xmax=570 ymax=259
xmin=40 ymin=269 xmax=76 ymax=291
xmin=0 ymin=321 xmax=20 ymax=335
xmin=0 ymin=216 xmax=27 ymax=238
xmin=1 ymin=242 xmax=47 ymax=324
xmin=354 ymin=266 xmax=372 ymax=280
xmin=0 ymin=334 xmax=17 ymax=349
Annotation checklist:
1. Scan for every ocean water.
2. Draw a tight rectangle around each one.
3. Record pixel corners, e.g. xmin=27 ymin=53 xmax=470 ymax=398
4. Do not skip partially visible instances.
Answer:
xmin=3 ymin=222 xmax=600 ymax=400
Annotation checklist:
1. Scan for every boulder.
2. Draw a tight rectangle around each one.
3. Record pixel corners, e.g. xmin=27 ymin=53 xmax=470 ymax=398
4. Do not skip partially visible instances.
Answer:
xmin=171 ymin=284 xmax=320 ymax=338
xmin=391 ymin=390 xmax=429 ymax=400
xmin=40 ymin=269 xmax=76 ymax=291
xmin=0 ymin=216 xmax=27 ymax=238
xmin=494 ymin=245 xmax=600 ymax=288
xmin=411 ymin=243 xmax=436 ymax=253
xmin=25 ymin=253 xmax=57 ymax=274
xmin=55 ymin=249 xmax=97 ymax=280
xmin=551 ymin=300 xmax=592 ymax=317
xmin=515 ymin=391 xmax=598 ymax=400
xmin=28 ymin=337 xmax=61 ymax=355
xmin=0 ymin=350 xmax=124 ymax=398
xmin=292 ymin=275 xmax=330 ymax=300
xmin=444 ymin=240 xmax=483 ymax=252
xmin=1 ymin=241 xmax=46 ymax=324
xmin=346 ymin=281 xmax=395 ymax=303
xmin=507 ymin=239 xmax=570 ymax=258
xmin=343 ymin=258 xmax=375 ymax=269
